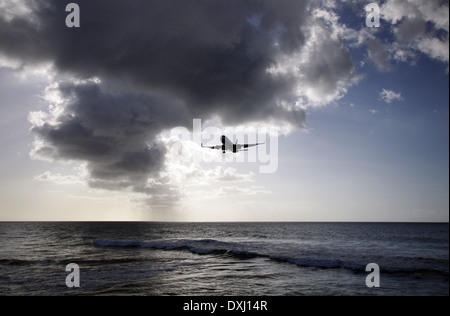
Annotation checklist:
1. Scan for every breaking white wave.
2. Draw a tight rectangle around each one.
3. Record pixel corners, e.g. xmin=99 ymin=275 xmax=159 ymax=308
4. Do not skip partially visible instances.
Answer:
xmin=93 ymin=238 xmax=448 ymax=275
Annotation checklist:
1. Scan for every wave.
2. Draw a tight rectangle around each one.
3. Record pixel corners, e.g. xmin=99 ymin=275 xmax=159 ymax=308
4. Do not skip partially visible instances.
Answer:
xmin=93 ymin=238 xmax=449 ymax=276
xmin=0 ymin=257 xmax=146 ymax=268
xmin=0 ymin=259 xmax=38 ymax=266
xmin=94 ymin=238 xmax=259 ymax=258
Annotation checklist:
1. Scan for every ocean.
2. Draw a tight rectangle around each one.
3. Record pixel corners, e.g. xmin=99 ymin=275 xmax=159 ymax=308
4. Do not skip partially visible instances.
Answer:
xmin=0 ymin=222 xmax=448 ymax=296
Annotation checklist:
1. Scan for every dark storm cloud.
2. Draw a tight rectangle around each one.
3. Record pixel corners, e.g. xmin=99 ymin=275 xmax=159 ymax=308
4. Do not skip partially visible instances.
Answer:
xmin=31 ymin=81 xmax=189 ymax=197
xmin=1 ymin=0 xmax=357 ymax=206
xmin=1 ymin=0 xmax=310 ymax=125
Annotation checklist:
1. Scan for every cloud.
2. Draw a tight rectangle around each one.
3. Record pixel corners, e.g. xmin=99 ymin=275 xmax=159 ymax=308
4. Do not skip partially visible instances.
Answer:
xmin=205 ymin=167 xmax=254 ymax=182
xmin=1 ymin=0 xmax=369 ymax=210
xmin=366 ymin=38 xmax=393 ymax=72
xmin=1 ymin=0 xmax=313 ymax=125
xmin=34 ymin=170 xmax=85 ymax=185
xmin=381 ymin=0 xmax=449 ymax=65
xmin=267 ymin=9 xmax=360 ymax=107
xmin=313 ymin=0 xmax=449 ymax=72
xmin=216 ymin=185 xmax=270 ymax=196
xmin=162 ymin=142 xmax=255 ymax=186
xmin=381 ymin=0 xmax=449 ymax=32
xmin=192 ymin=185 xmax=270 ymax=198
xmin=380 ymin=89 xmax=404 ymax=103
xmin=3 ymin=0 xmax=445 ymax=212
xmin=29 ymin=80 xmax=191 ymax=205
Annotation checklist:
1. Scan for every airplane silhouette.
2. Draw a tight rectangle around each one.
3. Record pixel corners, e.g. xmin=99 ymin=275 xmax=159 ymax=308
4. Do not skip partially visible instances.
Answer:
xmin=202 ymin=135 xmax=264 ymax=154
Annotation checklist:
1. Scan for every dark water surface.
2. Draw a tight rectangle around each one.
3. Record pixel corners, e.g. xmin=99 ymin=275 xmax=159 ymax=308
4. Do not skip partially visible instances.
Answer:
xmin=0 ymin=222 xmax=448 ymax=295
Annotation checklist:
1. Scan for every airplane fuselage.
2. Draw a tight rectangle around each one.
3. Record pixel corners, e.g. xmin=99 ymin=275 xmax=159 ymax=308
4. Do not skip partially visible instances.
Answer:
xmin=221 ymin=135 xmax=234 ymax=153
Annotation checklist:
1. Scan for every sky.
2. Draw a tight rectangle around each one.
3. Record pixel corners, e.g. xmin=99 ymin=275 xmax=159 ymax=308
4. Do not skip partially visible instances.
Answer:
xmin=0 ymin=0 xmax=448 ymax=222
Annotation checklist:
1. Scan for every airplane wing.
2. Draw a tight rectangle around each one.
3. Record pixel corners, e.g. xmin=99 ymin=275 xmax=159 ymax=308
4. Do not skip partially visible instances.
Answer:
xmin=201 ymin=144 xmax=222 ymax=150
xmin=235 ymin=142 xmax=265 ymax=151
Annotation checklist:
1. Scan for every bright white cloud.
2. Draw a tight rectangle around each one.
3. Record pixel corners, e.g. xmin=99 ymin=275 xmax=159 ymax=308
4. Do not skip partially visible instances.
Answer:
xmin=33 ymin=163 xmax=89 ymax=185
xmin=205 ymin=167 xmax=254 ymax=182
xmin=162 ymin=137 xmax=255 ymax=185
xmin=380 ymin=89 xmax=404 ymax=103
xmin=34 ymin=171 xmax=85 ymax=185
xmin=262 ymin=0 xmax=370 ymax=109
xmin=416 ymin=37 xmax=450 ymax=64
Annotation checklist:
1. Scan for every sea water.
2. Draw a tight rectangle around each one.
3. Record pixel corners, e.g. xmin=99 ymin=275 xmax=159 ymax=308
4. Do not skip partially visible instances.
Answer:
xmin=0 ymin=222 xmax=448 ymax=296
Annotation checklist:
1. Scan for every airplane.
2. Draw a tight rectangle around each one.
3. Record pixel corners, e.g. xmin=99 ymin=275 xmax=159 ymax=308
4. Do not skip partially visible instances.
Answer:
xmin=202 ymin=135 xmax=264 ymax=154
